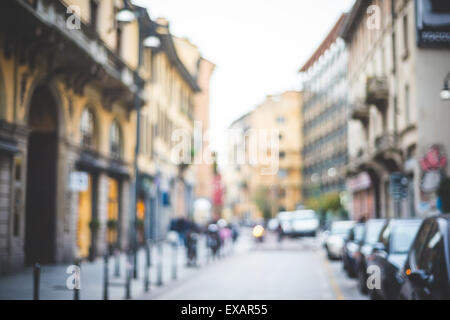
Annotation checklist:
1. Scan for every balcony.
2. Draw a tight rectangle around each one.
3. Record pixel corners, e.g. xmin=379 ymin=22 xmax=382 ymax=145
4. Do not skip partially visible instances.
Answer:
xmin=374 ymin=133 xmax=398 ymax=154
xmin=0 ymin=0 xmax=143 ymax=110
xmin=366 ymin=76 xmax=389 ymax=111
xmin=350 ymin=103 xmax=370 ymax=126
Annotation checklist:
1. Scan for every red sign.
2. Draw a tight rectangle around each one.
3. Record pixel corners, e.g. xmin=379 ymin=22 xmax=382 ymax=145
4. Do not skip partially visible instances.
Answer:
xmin=420 ymin=146 xmax=447 ymax=172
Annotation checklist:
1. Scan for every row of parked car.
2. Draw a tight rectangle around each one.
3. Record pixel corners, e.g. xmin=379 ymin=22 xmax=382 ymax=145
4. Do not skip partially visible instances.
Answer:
xmin=323 ymin=214 xmax=450 ymax=300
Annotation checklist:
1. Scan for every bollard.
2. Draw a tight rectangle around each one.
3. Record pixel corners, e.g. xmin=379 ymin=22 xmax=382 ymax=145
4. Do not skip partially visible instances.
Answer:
xmin=144 ymin=241 xmax=150 ymax=292
xmin=103 ymin=254 xmax=109 ymax=300
xmin=156 ymin=241 xmax=163 ymax=286
xmin=125 ymin=253 xmax=132 ymax=300
xmin=114 ymin=249 xmax=121 ymax=278
xmin=33 ymin=263 xmax=40 ymax=300
xmin=171 ymin=242 xmax=177 ymax=281
xmin=73 ymin=259 xmax=81 ymax=300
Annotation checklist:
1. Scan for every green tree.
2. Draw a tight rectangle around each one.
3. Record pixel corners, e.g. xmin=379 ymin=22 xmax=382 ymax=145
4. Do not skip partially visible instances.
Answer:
xmin=253 ymin=187 xmax=273 ymax=221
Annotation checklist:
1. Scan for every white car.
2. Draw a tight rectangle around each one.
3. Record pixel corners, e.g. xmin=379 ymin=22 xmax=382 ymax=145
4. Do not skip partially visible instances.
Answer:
xmin=324 ymin=221 xmax=355 ymax=260
xmin=277 ymin=210 xmax=319 ymax=237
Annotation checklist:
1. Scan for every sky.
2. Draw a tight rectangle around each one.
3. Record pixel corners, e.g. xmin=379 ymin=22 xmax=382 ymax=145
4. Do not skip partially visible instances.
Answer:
xmin=134 ymin=0 xmax=355 ymax=167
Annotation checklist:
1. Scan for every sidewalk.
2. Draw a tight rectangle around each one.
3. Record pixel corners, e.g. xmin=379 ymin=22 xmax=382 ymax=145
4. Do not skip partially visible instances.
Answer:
xmin=0 ymin=240 xmax=198 ymax=300
xmin=0 ymin=233 xmax=251 ymax=300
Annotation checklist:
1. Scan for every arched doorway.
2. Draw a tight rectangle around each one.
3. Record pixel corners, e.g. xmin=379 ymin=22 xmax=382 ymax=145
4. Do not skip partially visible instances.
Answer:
xmin=25 ymin=85 xmax=58 ymax=265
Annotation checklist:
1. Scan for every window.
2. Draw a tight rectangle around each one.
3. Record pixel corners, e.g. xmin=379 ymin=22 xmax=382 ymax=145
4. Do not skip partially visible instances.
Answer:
xmin=116 ymin=24 xmax=122 ymax=55
xmin=80 ymin=108 xmax=96 ymax=149
xmin=276 ymin=116 xmax=285 ymax=124
xmin=405 ymin=85 xmax=411 ymax=125
xmin=110 ymin=120 xmax=122 ymax=159
xmin=90 ymin=0 xmax=99 ymax=32
xmin=402 ymin=14 xmax=409 ymax=59
xmin=392 ymin=32 xmax=397 ymax=74
xmin=411 ymin=220 xmax=436 ymax=269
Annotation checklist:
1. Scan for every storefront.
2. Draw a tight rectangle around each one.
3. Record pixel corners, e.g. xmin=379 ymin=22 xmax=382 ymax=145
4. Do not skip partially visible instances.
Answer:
xmin=347 ymin=172 xmax=376 ymax=220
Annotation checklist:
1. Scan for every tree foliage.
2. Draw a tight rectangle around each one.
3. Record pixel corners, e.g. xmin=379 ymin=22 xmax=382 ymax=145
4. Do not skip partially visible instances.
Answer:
xmin=253 ymin=186 xmax=272 ymax=221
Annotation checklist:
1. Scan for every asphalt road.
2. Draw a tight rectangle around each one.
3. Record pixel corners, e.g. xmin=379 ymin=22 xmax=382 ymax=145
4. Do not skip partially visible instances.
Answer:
xmin=145 ymin=231 xmax=366 ymax=300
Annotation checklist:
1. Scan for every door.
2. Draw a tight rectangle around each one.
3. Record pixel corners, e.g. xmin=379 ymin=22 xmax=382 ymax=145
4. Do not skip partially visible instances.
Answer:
xmin=107 ymin=178 xmax=120 ymax=250
xmin=77 ymin=173 xmax=93 ymax=258
xmin=25 ymin=85 xmax=58 ymax=265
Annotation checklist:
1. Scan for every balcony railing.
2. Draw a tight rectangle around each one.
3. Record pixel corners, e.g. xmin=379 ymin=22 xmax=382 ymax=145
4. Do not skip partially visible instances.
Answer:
xmin=374 ymin=133 xmax=398 ymax=153
xmin=366 ymin=76 xmax=389 ymax=110
xmin=4 ymin=0 xmax=142 ymax=109
xmin=350 ymin=103 xmax=370 ymax=125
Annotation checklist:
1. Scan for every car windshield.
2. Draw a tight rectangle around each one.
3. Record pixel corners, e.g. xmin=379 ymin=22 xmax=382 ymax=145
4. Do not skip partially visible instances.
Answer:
xmin=365 ymin=221 xmax=385 ymax=245
xmin=331 ymin=223 xmax=354 ymax=235
xmin=390 ymin=223 xmax=421 ymax=254
xmin=291 ymin=211 xmax=316 ymax=220
xmin=354 ymin=225 xmax=365 ymax=242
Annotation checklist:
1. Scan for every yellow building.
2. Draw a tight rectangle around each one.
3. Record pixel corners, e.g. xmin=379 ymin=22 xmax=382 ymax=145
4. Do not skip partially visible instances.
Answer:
xmin=138 ymin=19 xmax=202 ymax=239
xmin=249 ymin=91 xmax=303 ymax=218
xmin=0 ymin=0 xmax=148 ymax=273
xmin=225 ymin=91 xmax=303 ymax=221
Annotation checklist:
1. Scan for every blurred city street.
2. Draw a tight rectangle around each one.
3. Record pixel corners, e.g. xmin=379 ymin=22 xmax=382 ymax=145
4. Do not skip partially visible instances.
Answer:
xmin=1 ymin=0 xmax=450 ymax=303
xmin=141 ymin=230 xmax=366 ymax=300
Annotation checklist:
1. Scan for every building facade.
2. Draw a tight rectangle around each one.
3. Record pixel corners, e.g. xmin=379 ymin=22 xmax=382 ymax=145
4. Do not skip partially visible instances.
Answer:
xmin=224 ymin=112 xmax=255 ymax=222
xmin=225 ymin=91 xmax=303 ymax=221
xmin=193 ymin=58 xmax=215 ymax=204
xmin=249 ymin=91 xmax=303 ymax=216
xmin=0 ymin=0 xmax=144 ymax=273
xmin=300 ymin=14 xmax=349 ymax=203
xmin=139 ymin=20 xmax=202 ymax=240
xmin=341 ymin=0 xmax=450 ymax=219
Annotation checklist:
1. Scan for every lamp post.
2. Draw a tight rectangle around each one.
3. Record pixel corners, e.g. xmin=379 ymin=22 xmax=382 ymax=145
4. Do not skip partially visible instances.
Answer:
xmin=441 ymin=72 xmax=450 ymax=101
xmin=115 ymin=2 xmax=162 ymax=280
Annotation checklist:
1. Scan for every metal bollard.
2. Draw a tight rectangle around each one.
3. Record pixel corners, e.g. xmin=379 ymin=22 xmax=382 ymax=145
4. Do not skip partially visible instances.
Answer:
xmin=144 ymin=241 xmax=150 ymax=292
xmin=103 ymin=254 xmax=109 ymax=300
xmin=171 ymin=242 xmax=177 ymax=281
xmin=156 ymin=241 xmax=163 ymax=286
xmin=125 ymin=253 xmax=132 ymax=300
xmin=73 ymin=259 xmax=81 ymax=300
xmin=33 ymin=263 xmax=40 ymax=300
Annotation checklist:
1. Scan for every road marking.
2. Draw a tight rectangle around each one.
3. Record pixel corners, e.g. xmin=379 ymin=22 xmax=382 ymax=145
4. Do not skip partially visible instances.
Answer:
xmin=322 ymin=255 xmax=345 ymax=300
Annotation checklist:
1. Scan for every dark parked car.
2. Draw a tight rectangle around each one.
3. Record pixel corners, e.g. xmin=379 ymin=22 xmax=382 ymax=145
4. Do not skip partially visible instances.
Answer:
xmin=367 ymin=219 xmax=422 ymax=300
xmin=398 ymin=214 xmax=450 ymax=300
xmin=343 ymin=223 xmax=365 ymax=278
xmin=356 ymin=219 xmax=386 ymax=294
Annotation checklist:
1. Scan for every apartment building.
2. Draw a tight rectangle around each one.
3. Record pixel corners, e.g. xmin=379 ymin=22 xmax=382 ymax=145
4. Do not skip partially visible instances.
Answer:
xmin=341 ymin=0 xmax=450 ymax=219
xmin=300 ymin=14 xmax=349 ymax=202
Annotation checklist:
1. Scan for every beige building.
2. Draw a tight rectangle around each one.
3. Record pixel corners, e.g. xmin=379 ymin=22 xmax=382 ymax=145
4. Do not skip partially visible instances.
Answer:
xmin=341 ymin=0 xmax=450 ymax=219
xmin=193 ymin=58 xmax=216 ymax=203
xmin=0 ymin=0 xmax=145 ymax=273
xmin=225 ymin=91 xmax=303 ymax=221
xmin=224 ymin=112 xmax=255 ymax=221
xmin=249 ymin=91 xmax=303 ymax=217
xmin=139 ymin=20 xmax=202 ymax=238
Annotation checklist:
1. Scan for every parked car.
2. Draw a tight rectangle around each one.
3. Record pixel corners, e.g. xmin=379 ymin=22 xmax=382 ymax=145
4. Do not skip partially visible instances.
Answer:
xmin=277 ymin=210 xmax=319 ymax=238
xmin=367 ymin=219 xmax=422 ymax=300
xmin=343 ymin=222 xmax=365 ymax=278
xmin=398 ymin=214 xmax=450 ymax=300
xmin=356 ymin=219 xmax=386 ymax=294
xmin=324 ymin=220 xmax=355 ymax=260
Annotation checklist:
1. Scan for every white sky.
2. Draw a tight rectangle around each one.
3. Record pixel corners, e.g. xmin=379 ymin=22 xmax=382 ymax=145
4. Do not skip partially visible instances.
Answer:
xmin=133 ymin=0 xmax=355 ymax=167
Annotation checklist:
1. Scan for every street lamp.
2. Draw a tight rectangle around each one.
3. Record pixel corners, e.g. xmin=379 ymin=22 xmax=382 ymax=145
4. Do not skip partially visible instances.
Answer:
xmin=441 ymin=73 xmax=450 ymax=101
xmin=115 ymin=3 xmax=135 ymax=24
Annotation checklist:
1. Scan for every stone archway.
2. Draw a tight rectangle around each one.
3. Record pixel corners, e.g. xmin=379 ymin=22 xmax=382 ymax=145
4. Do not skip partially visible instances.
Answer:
xmin=24 ymin=85 xmax=59 ymax=265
